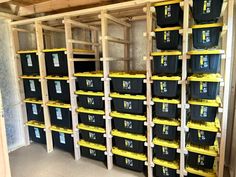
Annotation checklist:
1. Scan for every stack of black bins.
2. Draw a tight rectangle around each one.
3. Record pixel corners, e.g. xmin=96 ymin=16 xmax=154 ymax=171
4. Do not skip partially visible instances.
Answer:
xmin=153 ymin=0 xmax=183 ymax=175
xmin=186 ymin=1 xmax=224 ymax=176
xmin=74 ymin=72 xmax=106 ymax=162
xmin=109 ymin=72 xmax=147 ymax=172
xmin=18 ymin=50 xmax=46 ymax=144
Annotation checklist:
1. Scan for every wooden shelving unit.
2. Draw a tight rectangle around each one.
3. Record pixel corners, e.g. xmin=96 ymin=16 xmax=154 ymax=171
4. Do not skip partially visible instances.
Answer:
xmin=9 ymin=0 xmax=234 ymax=177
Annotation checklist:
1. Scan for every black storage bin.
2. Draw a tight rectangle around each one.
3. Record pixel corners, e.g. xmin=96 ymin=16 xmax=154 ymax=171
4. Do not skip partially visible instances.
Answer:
xmin=188 ymin=74 xmax=222 ymax=100
xmin=186 ymin=166 xmax=216 ymax=177
xmin=153 ymin=98 xmax=180 ymax=118
xmin=47 ymin=101 xmax=72 ymax=129
xmin=76 ymin=90 xmax=104 ymax=110
xmin=155 ymin=27 xmax=182 ymax=50
xmin=192 ymin=23 xmax=222 ymax=49
xmin=79 ymin=140 xmax=106 ymax=162
xmin=51 ymin=126 xmax=74 ymax=153
xmin=110 ymin=93 xmax=146 ymax=115
xmin=188 ymin=50 xmax=223 ymax=74
xmin=153 ymin=118 xmax=179 ymax=141
xmin=27 ymin=121 xmax=46 ymax=144
xmin=77 ymin=107 xmax=105 ymax=128
xmin=46 ymin=76 xmax=70 ymax=103
xmin=22 ymin=76 xmax=42 ymax=99
xmin=75 ymin=72 xmax=103 ymax=92
xmin=112 ymin=147 xmax=147 ymax=172
xmin=18 ymin=50 xmax=40 ymax=75
xmin=152 ymin=51 xmax=181 ymax=74
xmin=24 ymin=98 xmax=44 ymax=123
xmin=111 ymin=111 xmax=146 ymax=134
xmin=78 ymin=124 xmax=105 ymax=145
xmin=153 ymin=158 xmax=179 ymax=177
xmin=112 ymin=130 xmax=146 ymax=153
xmin=189 ymin=99 xmax=220 ymax=122
xmin=192 ymin=0 xmax=223 ymax=24
xmin=110 ymin=72 xmax=146 ymax=94
xmin=154 ymin=0 xmax=183 ymax=27
xmin=152 ymin=75 xmax=181 ymax=98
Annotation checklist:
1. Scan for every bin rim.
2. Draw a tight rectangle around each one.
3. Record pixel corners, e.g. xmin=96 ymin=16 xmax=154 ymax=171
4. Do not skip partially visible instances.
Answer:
xmin=187 ymin=118 xmax=220 ymax=132
xmin=74 ymin=71 xmax=103 ymax=77
xmin=78 ymin=140 xmax=106 ymax=151
xmin=154 ymin=0 xmax=182 ymax=7
xmin=154 ymin=26 xmax=182 ymax=32
xmin=78 ymin=123 xmax=105 ymax=133
xmin=153 ymin=158 xmax=179 ymax=170
xmin=153 ymin=97 xmax=180 ymax=104
xmin=75 ymin=90 xmax=104 ymax=97
xmin=24 ymin=98 xmax=43 ymax=105
xmin=46 ymin=101 xmax=71 ymax=109
xmin=188 ymin=74 xmax=223 ymax=82
xmin=153 ymin=118 xmax=180 ymax=126
xmin=188 ymin=97 xmax=221 ymax=107
xmin=153 ymin=137 xmax=179 ymax=149
xmin=188 ymin=50 xmax=224 ymax=55
xmin=110 ymin=92 xmax=146 ymax=100
xmin=110 ymin=111 xmax=146 ymax=121
xmin=45 ymin=75 xmax=69 ymax=80
xmin=151 ymin=51 xmax=182 ymax=56
xmin=26 ymin=120 xmax=45 ymax=129
xmin=192 ymin=23 xmax=223 ymax=29
xmin=42 ymin=48 xmax=95 ymax=54
xmin=152 ymin=75 xmax=181 ymax=81
xmin=20 ymin=75 xmax=40 ymax=79
xmin=112 ymin=147 xmax=147 ymax=161
xmin=76 ymin=107 xmax=105 ymax=115
xmin=50 ymin=125 xmax=73 ymax=134
xmin=186 ymin=167 xmax=216 ymax=177
xmin=112 ymin=129 xmax=147 ymax=141
xmin=109 ymin=72 xmax=146 ymax=79
xmin=17 ymin=50 xmax=37 ymax=54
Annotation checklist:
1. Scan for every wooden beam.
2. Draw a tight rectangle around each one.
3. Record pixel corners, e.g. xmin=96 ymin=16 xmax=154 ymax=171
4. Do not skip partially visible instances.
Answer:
xmin=0 ymin=0 xmax=10 ymax=3
xmin=63 ymin=19 xmax=98 ymax=31
xmin=0 ymin=12 xmax=25 ymax=20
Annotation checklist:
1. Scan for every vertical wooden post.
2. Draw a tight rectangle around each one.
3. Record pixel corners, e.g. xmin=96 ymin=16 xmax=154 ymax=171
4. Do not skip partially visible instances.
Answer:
xmin=64 ymin=17 xmax=81 ymax=160
xmin=35 ymin=21 xmax=53 ymax=153
xmin=92 ymin=30 xmax=100 ymax=71
xmin=101 ymin=10 xmax=113 ymax=170
xmin=124 ymin=26 xmax=130 ymax=71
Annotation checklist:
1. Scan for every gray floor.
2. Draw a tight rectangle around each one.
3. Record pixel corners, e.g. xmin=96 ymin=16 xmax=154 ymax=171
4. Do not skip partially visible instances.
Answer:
xmin=9 ymin=143 xmax=145 ymax=177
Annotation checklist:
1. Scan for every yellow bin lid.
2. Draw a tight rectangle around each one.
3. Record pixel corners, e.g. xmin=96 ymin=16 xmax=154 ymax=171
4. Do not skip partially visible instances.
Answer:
xmin=153 ymin=158 xmax=179 ymax=170
xmin=74 ymin=71 xmax=103 ymax=77
xmin=45 ymin=75 xmax=69 ymax=80
xmin=109 ymin=72 xmax=146 ymax=79
xmin=26 ymin=120 xmax=45 ymax=129
xmin=153 ymin=98 xmax=180 ymax=104
xmin=24 ymin=98 xmax=43 ymax=105
xmin=112 ymin=129 xmax=146 ymax=141
xmin=153 ymin=137 xmax=179 ymax=149
xmin=78 ymin=140 xmax=106 ymax=151
xmin=155 ymin=26 xmax=182 ymax=32
xmin=192 ymin=23 xmax=223 ymax=29
xmin=46 ymin=101 xmax=71 ymax=109
xmin=186 ymin=167 xmax=216 ymax=177
xmin=76 ymin=107 xmax=105 ymax=115
xmin=152 ymin=75 xmax=181 ymax=81
xmin=151 ymin=51 xmax=182 ymax=56
xmin=75 ymin=90 xmax=104 ymax=97
xmin=188 ymin=74 xmax=223 ymax=82
xmin=153 ymin=118 xmax=180 ymax=126
xmin=78 ymin=123 xmax=105 ymax=133
xmin=50 ymin=125 xmax=73 ymax=134
xmin=17 ymin=50 xmax=37 ymax=54
xmin=112 ymin=147 xmax=147 ymax=161
xmin=110 ymin=93 xmax=146 ymax=100
xmin=188 ymin=97 xmax=221 ymax=107
xmin=188 ymin=50 xmax=224 ymax=55
xmin=110 ymin=111 xmax=146 ymax=121
xmin=187 ymin=118 xmax=220 ymax=132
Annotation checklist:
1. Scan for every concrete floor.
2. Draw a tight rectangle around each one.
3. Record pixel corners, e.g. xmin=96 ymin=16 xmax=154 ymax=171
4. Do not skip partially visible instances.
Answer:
xmin=9 ymin=143 xmax=145 ymax=177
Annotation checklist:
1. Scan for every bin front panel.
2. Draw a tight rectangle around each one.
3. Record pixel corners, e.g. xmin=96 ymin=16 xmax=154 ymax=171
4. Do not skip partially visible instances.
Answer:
xmin=26 ymin=103 xmax=44 ymax=122
xmin=28 ymin=126 xmax=46 ymax=144
xmin=23 ymin=79 xmax=42 ymax=99
xmin=49 ymin=107 xmax=72 ymax=129
xmin=20 ymin=53 xmax=40 ymax=75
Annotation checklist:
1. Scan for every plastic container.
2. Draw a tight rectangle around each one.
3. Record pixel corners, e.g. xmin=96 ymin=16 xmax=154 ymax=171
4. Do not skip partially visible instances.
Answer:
xmin=21 ymin=75 xmax=42 ymax=99
xmin=192 ymin=0 xmax=223 ymax=24
xmin=192 ymin=23 xmax=223 ymax=49
xmin=153 ymin=138 xmax=179 ymax=161
xmin=46 ymin=76 xmax=70 ymax=103
xmin=112 ymin=130 xmax=146 ymax=153
xmin=110 ymin=93 xmax=146 ymax=115
xmin=24 ymin=98 xmax=44 ymax=123
xmin=111 ymin=111 xmax=146 ymax=134
xmin=75 ymin=90 xmax=104 ymax=110
xmin=155 ymin=26 xmax=182 ymax=50
xmin=188 ymin=50 xmax=224 ymax=74
xmin=43 ymin=48 xmax=96 ymax=76
xmin=27 ymin=120 xmax=46 ymax=144
xmin=79 ymin=140 xmax=106 ymax=162
xmin=78 ymin=124 xmax=106 ymax=145
xmin=188 ymin=98 xmax=220 ymax=122
xmin=188 ymin=74 xmax=222 ymax=100
xmin=74 ymin=72 xmax=103 ymax=92
xmin=51 ymin=126 xmax=74 ymax=153
xmin=186 ymin=166 xmax=216 ymax=177
xmin=153 ymin=98 xmax=180 ymax=118
xmin=152 ymin=51 xmax=182 ymax=74
xmin=47 ymin=101 xmax=72 ymax=129
xmin=152 ymin=75 xmax=181 ymax=98
xmin=18 ymin=50 xmax=40 ymax=75
xmin=153 ymin=158 xmax=179 ymax=177
xmin=153 ymin=118 xmax=180 ymax=141
xmin=109 ymin=72 xmax=146 ymax=94
xmin=187 ymin=119 xmax=220 ymax=146
xmin=112 ymin=147 xmax=147 ymax=172
xmin=154 ymin=0 xmax=183 ymax=27
xmin=77 ymin=107 xmax=105 ymax=128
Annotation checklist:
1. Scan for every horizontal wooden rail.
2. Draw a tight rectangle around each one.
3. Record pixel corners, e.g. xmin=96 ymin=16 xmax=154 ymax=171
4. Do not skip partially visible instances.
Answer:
xmin=41 ymin=25 xmax=64 ymax=32
xmin=100 ymin=57 xmax=130 ymax=61
xmin=102 ymin=13 xmax=131 ymax=27
xmin=12 ymin=28 xmax=34 ymax=33
xmin=69 ymin=58 xmax=100 ymax=62
xmin=105 ymin=36 xmax=130 ymax=44
xmin=68 ymin=39 xmax=99 ymax=46
xmin=63 ymin=19 xmax=99 ymax=31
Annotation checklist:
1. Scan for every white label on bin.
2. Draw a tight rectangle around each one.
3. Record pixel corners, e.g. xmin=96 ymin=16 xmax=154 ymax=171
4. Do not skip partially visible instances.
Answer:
xmin=122 ymin=81 xmax=131 ymax=90
xmin=34 ymin=127 xmax=40 ymax=139
xmin=88 ymin=115 xmax=95 ymax=123
xmin=86 ymin=79 xmax=94 ymax=88
xmin=125 ymin=139 xmax=133 ymax=149
xmin=124 ymin=120 xmax=133 ymax=129
xmin=59 ymin=132 xmax=66 ymax=144
xmin=200 ymin=55 xmax=209 ymax=68
xmin=162 ymin=147 xmax=169 ymax=155
xmin=198 ymin=130 xmax=206 ymax=140
xmin=52 ymin=53 xmax=60 ymax=67
xmin=87 ymin=97 xmax=95 ymax=105
xmin=162 ymin=167 xmax=169 ymax=176
xmin=200 ymin=82 xmax=208 ymax=93
xmin=29 ymin=80 xmax=36 ymax=92
xmin=89 ymin=149 xmax=97 ymax=157
xmin=125 ymin=158 xmax=134 ymax=167
xmin=160 ymin=81 xmax=168 ymax=93
xmin=202 ymin=30 xmax=211 ymax=43
xmin=161 ymin=56 xmax=168 ymax=67
xmin=198 ymin=155 xmax=205 ymax=166
xmin=56 ymin=108 xmax=62 ymax=120
xmin=26 ymin=54 xmax=33 ymax=67
xmin=124 ymin=101 xmax=132 ymax=110
xmin=203 ymin=0 xmax=212 ymax=14
xmin=164 ymin=5 xmax=172 ymax=18
xmin=162 ymin=125 xmax=169 ymax=135
xmin=54 ymin=81 xmax=62 ymax=94
xmin=162 ymin=103 xmax=169 ymax=113
xmin=200 ymin=106 xmax=208 ymax=117
xmin=32 ymin=104 xmax=38 ymax=115
xmin=164 ymin=31 xmax=171 ymax=43
xmin=89 ymin=132 xmax=96 ymax=140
